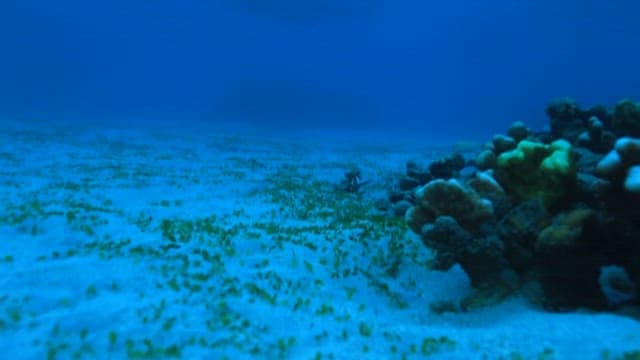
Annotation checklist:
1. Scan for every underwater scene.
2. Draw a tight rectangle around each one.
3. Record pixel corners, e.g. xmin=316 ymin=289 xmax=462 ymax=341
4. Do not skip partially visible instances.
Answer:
xmin=2 ymin=1 xmax=640 ymax=359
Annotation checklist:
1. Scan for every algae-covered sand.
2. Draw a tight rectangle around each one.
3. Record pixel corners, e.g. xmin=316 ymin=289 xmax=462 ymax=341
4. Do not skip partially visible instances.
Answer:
xmin=0 ymin=121 xmax=638 ymax=359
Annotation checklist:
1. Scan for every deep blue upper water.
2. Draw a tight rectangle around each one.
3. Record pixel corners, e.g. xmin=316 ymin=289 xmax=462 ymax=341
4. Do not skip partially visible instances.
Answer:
xmin=2 ymin=0 xmax=639 ymax=139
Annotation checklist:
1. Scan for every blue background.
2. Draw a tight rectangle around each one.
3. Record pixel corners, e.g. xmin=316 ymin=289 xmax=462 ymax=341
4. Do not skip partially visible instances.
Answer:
xmin=2 ymin=0 xmax=639 ymax=138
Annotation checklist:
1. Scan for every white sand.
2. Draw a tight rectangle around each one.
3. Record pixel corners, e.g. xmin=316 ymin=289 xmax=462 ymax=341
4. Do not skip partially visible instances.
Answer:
xmin=0 ymin=121 xmax=638 ymax=359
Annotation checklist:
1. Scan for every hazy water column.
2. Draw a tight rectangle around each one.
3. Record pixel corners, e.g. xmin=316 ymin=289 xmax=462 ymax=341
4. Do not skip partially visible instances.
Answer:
xmin=0 ymin=0 xmax=639 ymax=138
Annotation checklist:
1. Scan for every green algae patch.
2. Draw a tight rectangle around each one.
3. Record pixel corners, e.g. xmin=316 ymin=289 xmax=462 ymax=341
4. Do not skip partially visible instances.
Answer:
xmin=419 ymin=336 xmax=456 ymax=356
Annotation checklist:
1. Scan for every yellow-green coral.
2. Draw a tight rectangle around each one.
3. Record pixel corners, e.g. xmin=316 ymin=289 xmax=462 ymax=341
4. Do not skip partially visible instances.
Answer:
xmin=496 ymin=139 xmax=576 ymax=208
xmin=541 ymin=140 xmax=574 ymax=176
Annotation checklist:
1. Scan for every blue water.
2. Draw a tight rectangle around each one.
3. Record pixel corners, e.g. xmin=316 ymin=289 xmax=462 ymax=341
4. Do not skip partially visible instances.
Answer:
xmin=3 ymin=0 xmax=640 ymax=138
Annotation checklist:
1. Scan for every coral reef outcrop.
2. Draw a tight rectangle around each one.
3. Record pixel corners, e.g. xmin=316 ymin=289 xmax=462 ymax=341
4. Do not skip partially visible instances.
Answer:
xmin=393 ymin=98 xmax=640 ymax=311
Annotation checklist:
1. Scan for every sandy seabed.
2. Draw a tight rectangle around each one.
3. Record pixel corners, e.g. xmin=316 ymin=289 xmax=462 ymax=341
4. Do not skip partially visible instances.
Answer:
xmin=0 ymin=120 xmax=638 ymax=360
